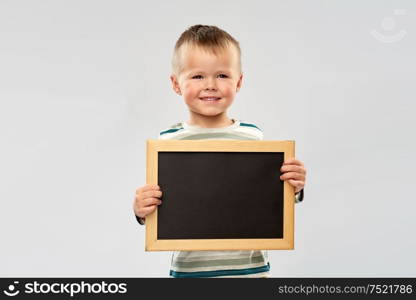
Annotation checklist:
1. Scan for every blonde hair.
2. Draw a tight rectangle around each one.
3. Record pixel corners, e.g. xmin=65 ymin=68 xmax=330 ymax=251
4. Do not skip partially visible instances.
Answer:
xmin=171 ymin=25 xmax=242 ymax=76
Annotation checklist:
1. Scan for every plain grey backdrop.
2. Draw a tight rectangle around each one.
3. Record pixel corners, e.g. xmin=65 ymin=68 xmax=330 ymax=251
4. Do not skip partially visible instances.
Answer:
xmin=0 ymin=0 xmax=415 ymax=277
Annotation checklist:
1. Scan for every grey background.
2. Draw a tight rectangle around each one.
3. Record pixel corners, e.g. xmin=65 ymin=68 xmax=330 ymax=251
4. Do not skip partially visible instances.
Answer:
xmin=0 ymin=0 xmax=414 ymax=277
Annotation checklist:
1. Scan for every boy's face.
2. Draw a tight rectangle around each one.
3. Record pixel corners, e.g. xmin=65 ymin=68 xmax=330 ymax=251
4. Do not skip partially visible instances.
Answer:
xmin=170 ymin=44 xmax=243 ymax=120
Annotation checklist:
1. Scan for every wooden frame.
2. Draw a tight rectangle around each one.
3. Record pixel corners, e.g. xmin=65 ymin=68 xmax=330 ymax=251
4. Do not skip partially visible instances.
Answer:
xmin=145 ymin=139 xmax=295 ymax=251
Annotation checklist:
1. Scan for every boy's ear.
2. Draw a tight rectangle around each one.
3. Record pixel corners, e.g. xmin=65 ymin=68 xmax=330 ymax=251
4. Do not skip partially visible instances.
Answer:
xmin=170 ymin=75 xmax=182 ymax=95
xmin=236 ymin=73 xmax=243 ymax=92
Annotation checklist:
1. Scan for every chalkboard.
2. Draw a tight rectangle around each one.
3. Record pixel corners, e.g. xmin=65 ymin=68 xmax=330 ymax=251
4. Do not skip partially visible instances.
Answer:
xmin=145 ymin=140 xmax=295 ymax=251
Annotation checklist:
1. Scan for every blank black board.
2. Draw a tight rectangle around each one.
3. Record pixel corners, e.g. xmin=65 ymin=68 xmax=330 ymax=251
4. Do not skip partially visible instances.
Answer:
xmin=157 ymin=152 xmax=284 ymax=240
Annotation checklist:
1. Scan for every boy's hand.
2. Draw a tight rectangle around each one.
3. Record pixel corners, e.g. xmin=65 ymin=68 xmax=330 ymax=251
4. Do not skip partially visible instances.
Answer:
xmin=280 ymin=158 xmax=307 ymax=194
xmin=133 ymin=184 xmax=163 ymax=219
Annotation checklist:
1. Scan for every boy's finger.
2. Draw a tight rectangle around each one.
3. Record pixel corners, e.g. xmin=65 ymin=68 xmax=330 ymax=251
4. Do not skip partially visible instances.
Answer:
xmin=283 ymin=158 xmax=296 ymax=164
xmin=142 ymin=190 xmax=162 ymax=200
xmin=137 ymin=184 xmax=161 ymax=194
xmin=283 ymin=158 xmax=303 ymax=166
xmin=280 ymin=172 xmax=305 ymax=181
xmin=280 ymin=165 xmax=305 ymax=174
xmin=143 ymin=184 xmax=161 ymax=191
xmin=287 ymin=179 xmax=304 ymax=189
xmin=139 ymin=205 xmax=157 ymax=217
xmin=142 ymin=197 xmax=162 ymax=207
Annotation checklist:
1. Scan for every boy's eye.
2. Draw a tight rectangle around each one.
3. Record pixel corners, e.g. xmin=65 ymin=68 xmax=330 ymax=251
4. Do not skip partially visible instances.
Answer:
xmin=191 ymin=74 xmax=229 ymax=79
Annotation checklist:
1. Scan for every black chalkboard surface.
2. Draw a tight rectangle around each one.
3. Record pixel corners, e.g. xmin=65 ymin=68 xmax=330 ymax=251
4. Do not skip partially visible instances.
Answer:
xmin=157 ymin=152 xmax=284 ymax=239
xmin=145 ymin=140 xmax=295 ymax=251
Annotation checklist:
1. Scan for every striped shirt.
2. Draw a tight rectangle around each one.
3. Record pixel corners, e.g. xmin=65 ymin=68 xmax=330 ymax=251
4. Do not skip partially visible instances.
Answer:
xmin=157 ymin=118 xmax=300 ymax=278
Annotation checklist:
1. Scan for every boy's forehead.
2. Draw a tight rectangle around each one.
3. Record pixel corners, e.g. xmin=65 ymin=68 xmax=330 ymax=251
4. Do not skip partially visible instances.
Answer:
xmin=179 ymin=44 xmax=240 ymax=72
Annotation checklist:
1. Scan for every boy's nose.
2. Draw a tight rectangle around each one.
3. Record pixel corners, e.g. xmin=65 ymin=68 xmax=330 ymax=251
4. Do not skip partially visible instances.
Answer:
xmin=204 ymin=78 xmax=217 ymax=90
xmin=204 ymin=86 xmax=217 ymax=91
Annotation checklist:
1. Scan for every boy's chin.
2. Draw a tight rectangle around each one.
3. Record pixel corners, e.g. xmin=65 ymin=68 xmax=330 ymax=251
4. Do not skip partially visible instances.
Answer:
xmin=189 ymin=109 xmax=227 ymax=118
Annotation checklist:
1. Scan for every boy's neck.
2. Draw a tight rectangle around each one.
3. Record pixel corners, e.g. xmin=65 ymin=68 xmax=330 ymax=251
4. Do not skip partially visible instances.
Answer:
xmin=186 ymin=113 xmax=234 ymax=128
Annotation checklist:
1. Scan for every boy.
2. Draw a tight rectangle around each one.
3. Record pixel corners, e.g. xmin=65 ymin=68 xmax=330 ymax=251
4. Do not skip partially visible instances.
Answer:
xmin=133 ymin=25 xmax=307 ymax=278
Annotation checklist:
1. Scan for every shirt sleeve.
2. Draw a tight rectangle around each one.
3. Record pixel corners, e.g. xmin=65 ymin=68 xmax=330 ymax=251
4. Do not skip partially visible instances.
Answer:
xmin=295 ymin=189 xmax=304 ymax=203
xmin=136 ymin=215 xmax=145 ymax=225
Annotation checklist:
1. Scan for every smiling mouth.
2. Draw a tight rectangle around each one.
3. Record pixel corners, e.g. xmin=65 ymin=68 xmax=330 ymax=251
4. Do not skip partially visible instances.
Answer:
xmin=199 ymin=97 xmax=222 ymax=101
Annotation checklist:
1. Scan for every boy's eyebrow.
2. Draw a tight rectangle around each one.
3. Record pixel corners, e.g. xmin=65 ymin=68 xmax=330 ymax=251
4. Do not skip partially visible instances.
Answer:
xmin=187 ymin=69 xmax=233 ymax=75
